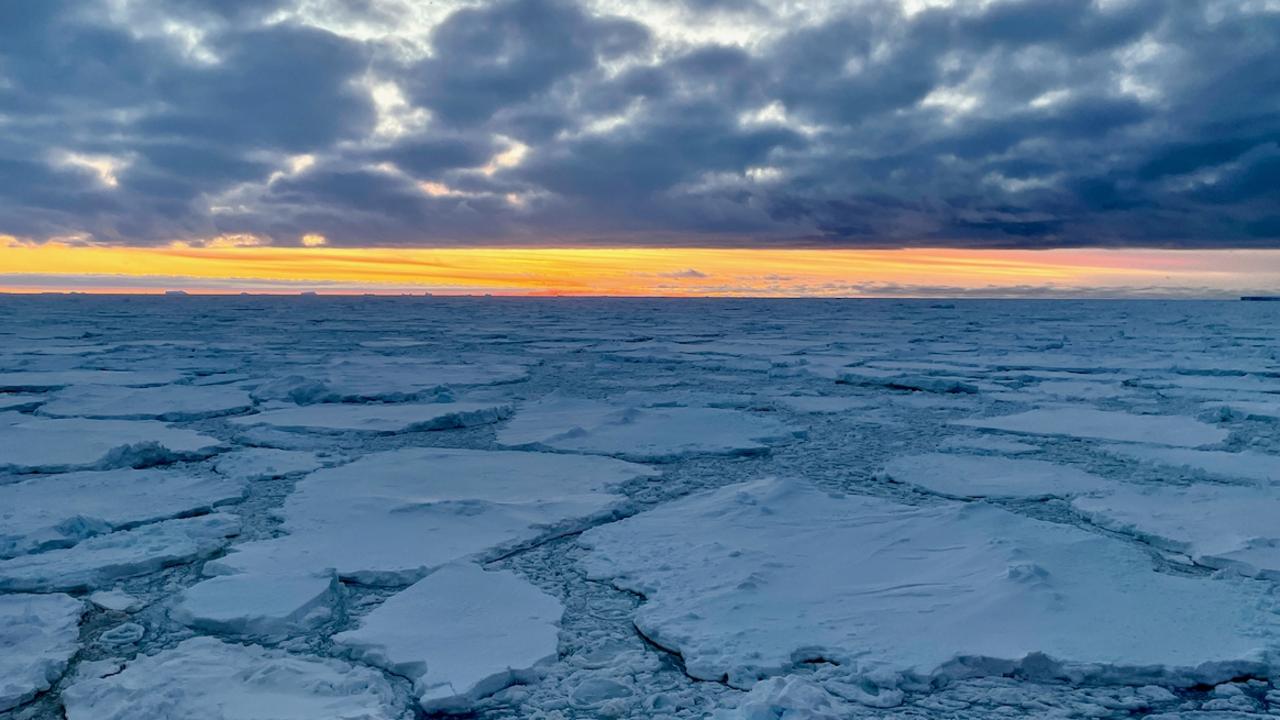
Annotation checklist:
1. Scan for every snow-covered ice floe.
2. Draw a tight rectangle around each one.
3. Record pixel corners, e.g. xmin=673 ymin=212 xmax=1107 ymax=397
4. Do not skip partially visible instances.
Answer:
xmin=499 ymin=395 xmax=802 ymax=462
xmin=228 ymin=401 xmax=510 ymax=434
xmin=38 ymin=383 xmax=253 ymax=420
xmin=1098 ymin=444 xmax=1280 ymax=485
xmin=0 ymin=370 xmax=185 ymax=391
xmin=0 ymin=413 xmax=223 ymax=473
xmin=1073 ymin=484 xmax=1280 ymax=579
xmin=208 ymin=447 xmax=654 ymax=585
xmin=0 ymin=593 xmax=84 ymax=711
xmin=881 ymin=453 xmax=1109 ymax=499
xmin=0 ymin=467 xmax=246 ymax=558
xmin=250 ymin=358 xmax=528 ymax=404
xmin=172 ymin=571 xmax=341 ymax=636
xmin=61 ymin=636 xmax=407 ymax=720
xmin=212 ymin=448 xmax=326 ymax=481
xmin=336 ymin=563 xmax=563 ymax=713
xmin=581 ymin=478 xmax=1279 ymax=689
xmin=953 ymin=407 xmax=1229 ymax=447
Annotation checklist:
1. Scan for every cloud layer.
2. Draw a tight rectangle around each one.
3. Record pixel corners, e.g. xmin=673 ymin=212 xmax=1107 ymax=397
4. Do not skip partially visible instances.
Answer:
xmin=1 ymin=0 xmax=1277 ymax=249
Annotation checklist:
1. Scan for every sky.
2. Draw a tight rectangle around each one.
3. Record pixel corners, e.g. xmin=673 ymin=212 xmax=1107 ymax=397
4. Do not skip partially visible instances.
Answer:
xmin=1 ymin=0 xmax=1278 ymax=296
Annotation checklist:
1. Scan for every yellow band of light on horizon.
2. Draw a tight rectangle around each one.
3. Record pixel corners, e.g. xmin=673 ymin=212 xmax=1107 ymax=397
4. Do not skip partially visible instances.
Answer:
xmin=1 ymin=239 xmax=1276 ymax=295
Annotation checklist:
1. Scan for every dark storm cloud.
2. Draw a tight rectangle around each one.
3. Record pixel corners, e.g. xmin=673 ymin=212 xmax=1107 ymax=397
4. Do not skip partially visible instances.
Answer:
xmin=0 ymin=0 xmax=1277 ymax=248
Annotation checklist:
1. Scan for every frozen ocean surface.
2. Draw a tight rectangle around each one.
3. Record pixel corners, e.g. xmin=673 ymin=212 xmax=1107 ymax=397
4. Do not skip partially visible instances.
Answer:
xmin=2 ymin=296 xmax=1280 ymax=719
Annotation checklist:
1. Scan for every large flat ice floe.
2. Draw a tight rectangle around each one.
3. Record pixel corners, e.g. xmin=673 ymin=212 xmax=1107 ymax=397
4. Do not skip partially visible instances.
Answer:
xmin=0 ymin=593 xmax=84 ymax=712
xmin=228 ymin=401 xmax=511 ymax=434
xmin=61 ymin=636 xmax=407 ymax=720
xmin=0 ymin=413 xmax=223 ymax=473
xmin=0 ymin=468 xmax=246 ymax=558
xmin=209 ymin=448 xmax=654 ymax=585
xmin=336 ymin=563 xmax=563 ymax=713
xmin=0 ymin=513 xmax=240 ymax=592
xmin=172 ymin=572 xmax=340 ymax=636
xmin=499 ymin=395 xmax=801 ymax=461
xmin=881 ymin=453 xmax=1110 ymax=499
xmin=1099 ymin=444 xmax=1280 ymax=485
xmin=953 ymin=407 xmax=1229 ymax=447
xmin=38 ymin=383 xmax=253 ymax=420
xmin=251 ymin=358 xmax=529 ymax=403
xmin=1073 ymin=484 xmax=1280 ymax=579
xmin=580 ymin=478 xmax=1279 ymax=689
xmin=0 ymin=370 xmax=185 ymax=391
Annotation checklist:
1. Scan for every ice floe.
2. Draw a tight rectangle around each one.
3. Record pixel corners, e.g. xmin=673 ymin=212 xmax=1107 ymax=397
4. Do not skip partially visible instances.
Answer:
xmin=251 ymin=358 xmax=528 ymax=404
xmin=0 ymin=513 xmax=240 ymax=591
xmin=336 ymin=563 xmax=563 ymax=713
xmin=212 ymin=448 xmax=325 ymax=481
xmin=954 ymin=407 xmax=1229 ymax=447
xmin=0 ymin=467 xmax=246 ymax=558
xmin=881 ymin=453 xmax=1109 ymax=499
xmin=228 ymin=401 xmax=511 ymax=434
xmin=173 ymin=572 xmax=340 ymax=636
xmin=581 ymin=478 xmax=1278 ymax=689
xmin=1098 ymin=445 xmax=1280 ymax=485
xmin=0 ymin=413 xmax=223 ymax=473
xmin=499 ymin=395 xmax=801 ymax=462
xmin=0 ymin=370 xmax=185 ymax=391
xmin=61 ymin=636 xmax=406 ymax=720
xmin=38 ymin=383 xmax=253 ymax=420
xmin=209 ymin=448 xmax=654 ymax=585
xmin=0 ymin=593 xmax=84 ymax=712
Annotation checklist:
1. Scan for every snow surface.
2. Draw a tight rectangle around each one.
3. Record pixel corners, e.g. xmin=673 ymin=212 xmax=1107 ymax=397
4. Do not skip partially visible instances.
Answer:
xmin=39 ymin=383 xmax=253 ymax=420
xmin=0 ymin=413 xmax=223 ymax=473
xmin=336 ymin=563 xmax=563 ymax=712
xmin=881 ymin=453 xmax=1110 ymax=499
xmin=499 ymin=394 xmax=801 ymax=461
xmin=0 ymin=593 xmax=83 ymax=711
xmin=0 ymin=467 xmax=246 ymax=557
xmin=228 ymin=401 xmax=511 ymax=434
xmin=954 ymin=407 xmax=1229 ymax=447
xmin=582 ymin=478 xmax=1278 ymax=688
xmin=210 ymin=447 xmax=654 ymax=584
xmin=61 ymin=636 xmax=407 ymax=720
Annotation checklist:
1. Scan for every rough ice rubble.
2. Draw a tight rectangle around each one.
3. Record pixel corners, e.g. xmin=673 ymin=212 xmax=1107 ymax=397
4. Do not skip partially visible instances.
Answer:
xmin=250 ymin=358 xmax=529 ymax=403
xmin=212 ymin=448 xmax=325 ymax=481
xmin=227 ymin=401 xmax=511 ymax=434
xmin=953 ymin=407 xmax=1229 ymax=447
xmin=208 ymin=447 xmax=655 ymax=585
xmin=499 ymin=395 xmax=801 ymax=461
xmin=881 ymin=453 xmax=1110 ymax=499
xmin=0 ymin=412 xmax=223 ymax=473
xmin=38 ymin=383 xmax=253 ymax=420
xmin=0 ymin=467 xmax=246 ymax=558
xmin=61 ymin=636 xmax=408 ymax=720
xmin=1073 ymin=484 xmax=1280 ymax=579
xmin=0 ymin=512 xmax=240 ymax=591
xmin=336 ymin=563 xmax=563 ymax=713
xmin=0 ymin=593 xmax=84 ymax=712
xmin=581 ymin=478 xmax=1278 ymax=689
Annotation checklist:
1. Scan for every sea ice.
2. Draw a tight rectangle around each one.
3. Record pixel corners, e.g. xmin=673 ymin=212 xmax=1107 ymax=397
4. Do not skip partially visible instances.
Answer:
xmin=173 ymin=572 xmax=340 ymax=636
xmin=0 ymin=413 xmax=223 ymax=473
xmin=0 ymin=467 xmax=246 ymax=557
xmin=61 ymin=636 xmax=406 ymax=720
xmin=0 ymin=370 xmax=185 ymax=391
xmin=1099 ymin=445 xmax=1280 ymax=485
xmin=0 ymin=513 xmax=241 ymax=591
xmin=499 ymin=395 xmax=800 ymax=462
xmin=336 ymin=563 xmax=563 ymax=713
xmin=882 ymin=453 xmax=1109 ymax=499
xmin=772 ymin=395 xmax=874 ymax=414
xmin=212 ymin=448 xmax=325 ymax=481
xmin=953 ymin=408 xmax=1229 ymax=447
xmin=0 ymin=393 xmax=43 ymax=410
xmin=228 ymin=401 xmax=511 ymax=434
xmin=251 ymin=358 xmax=528 ymax=403
xmin=0 ymin=593 xmax=84 ymax=712
xmin=581 ymin=478 xmax=1278 ymax=689
xmin=937 ymin=435 xmax=1039 ymax=454
xmin=209 ymin=448 xmax=653 ymax=585
xmin=1073 ymin=484 xmax=1280 ymax=578
xmin=38 ymin=383 xmax=253 ymax=420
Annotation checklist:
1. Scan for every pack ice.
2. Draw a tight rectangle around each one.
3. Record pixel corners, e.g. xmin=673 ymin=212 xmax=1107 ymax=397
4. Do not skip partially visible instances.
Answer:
xmin=228 ymin=401 xmax=511 ymax=434
xmin=581 ymin=478 xmax=1279 ymax=689
xmin=38 ymin=383 xmax=253 ymax=420
xmin=881 ymin=453 xmax=1109 ymax=499
xmin=0 ymin=593 xmax=83 ymax=711
xmin=953 ymin=407 xmax=1229 ymax=447
xmin=0 ymin=412 xmax=222 ymax=473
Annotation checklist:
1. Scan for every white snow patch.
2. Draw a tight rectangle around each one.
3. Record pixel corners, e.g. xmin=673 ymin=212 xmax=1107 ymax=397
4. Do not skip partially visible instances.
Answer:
xmin=581 ymin=478 xmax=1278 ymax=689
xmin=882 ymin=453 xmax=1110 ymax=499
xmin=0 ymin=593 xmax=84 ymax=712
xmin=0 ymin=467 xmax=246 ymax=558
xmin=953 ymin=408 xmax=1228 ymax=447
xmin=88 ymin=589 xmax=141 ymax=612
xmin=61 ymin=636 xmax=406 ymax=720
xmin=228 ymin=401 xmax=510 ymax=434
xmin=0 ymin=413 xmax=223 ymax=473
xmin=336 ymin=563 xmax=563 ymax=713
xmin=0 ymin=513 xmax=240 ymax=592
xmin=499 ymin=395 xmax=801 ymax=462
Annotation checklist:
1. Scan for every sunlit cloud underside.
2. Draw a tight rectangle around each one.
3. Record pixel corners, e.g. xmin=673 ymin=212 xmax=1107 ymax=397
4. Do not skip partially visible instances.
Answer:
xmin=3 ymin=243 xmax=1279 ymax=298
